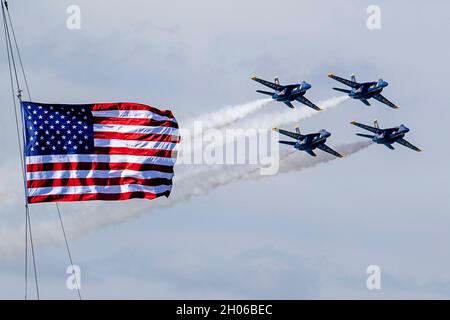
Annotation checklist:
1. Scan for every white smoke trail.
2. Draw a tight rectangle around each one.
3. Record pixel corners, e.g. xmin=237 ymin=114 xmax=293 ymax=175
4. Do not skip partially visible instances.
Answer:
xmin=175 ymin=95 xmax=350 ymax=177
xmin=233 ymin=95 xmax=349 ymax=130
xmin=177 ymin=95 xmax=348 ymax=169
xmin=181 ymin=96 xmax=347 ymax=134
xmin=181 ymin=98 xmax=273 ymax=133
xmin=175 ymin=98 xmax=273 ymax=174
xmin=0 ymin=141 xmax=371 ymax=258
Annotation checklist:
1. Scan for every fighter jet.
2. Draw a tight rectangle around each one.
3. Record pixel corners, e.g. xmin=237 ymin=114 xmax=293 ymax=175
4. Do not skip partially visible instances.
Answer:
xmin=273 ymin=125 xmax=343 ymax=157
xmin=351 ymin=119 xmax=421 ymax=151
xmin=251 ymin=75 xmax=322 ymax=111
xmin=328 ymin=73 xmax=399 ymax=109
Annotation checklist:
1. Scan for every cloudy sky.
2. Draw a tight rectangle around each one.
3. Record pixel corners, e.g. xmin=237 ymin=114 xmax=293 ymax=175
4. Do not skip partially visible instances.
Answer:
xmin=1 ymin=0 xmax=449 ymax=299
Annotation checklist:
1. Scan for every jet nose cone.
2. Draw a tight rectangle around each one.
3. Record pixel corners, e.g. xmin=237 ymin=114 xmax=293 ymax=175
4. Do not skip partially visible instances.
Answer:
xmin=379 ymin=79 xmax=388 ymax=87
xmin=304 ymin=82 xmax=312 ymax=89
xmin=400 ymin=125 xmax=410 ymax=133
xmin=321 ymin=129 xmax=331 ymax=137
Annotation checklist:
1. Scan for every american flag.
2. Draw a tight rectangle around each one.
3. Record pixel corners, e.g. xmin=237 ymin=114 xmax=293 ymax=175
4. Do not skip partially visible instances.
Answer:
xmin=22 ymin=101 xmax=179 ymax=204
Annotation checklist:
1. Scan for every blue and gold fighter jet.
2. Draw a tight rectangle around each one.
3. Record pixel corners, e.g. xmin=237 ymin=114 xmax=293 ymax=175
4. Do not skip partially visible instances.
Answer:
xmin=351 ymin=119 xmax=421 ymax=151
xmin=273 ymin=125 xmax=343 ymax=157
xmin=328 ymin=73 xmax=399 ymax=109
xmin=251 ymin=75 xmax=322 ymax=111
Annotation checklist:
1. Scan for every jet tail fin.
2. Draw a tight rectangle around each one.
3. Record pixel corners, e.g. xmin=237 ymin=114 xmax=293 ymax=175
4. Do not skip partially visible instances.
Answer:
xmin=351 ymin=73 xmax=357 ymax=82
xmin=295 ymin=125 xmax=301 ymax=134
xmin=374 ymin=119 xmax=379 ymax=129
xmin=274 ymin=76 xmax=280 ymax=86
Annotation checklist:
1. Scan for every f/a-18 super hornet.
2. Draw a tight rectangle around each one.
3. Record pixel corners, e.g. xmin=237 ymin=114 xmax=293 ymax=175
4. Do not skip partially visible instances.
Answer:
xmin=351 ymin=119 xmax=421 ymax=152
xmin=328 ymin=73 xmax=399 ymax=109
xmin=273 ymin=126 xmax=343 ymax=158
xmin=251 ymin=75 xmax=322 ymax=111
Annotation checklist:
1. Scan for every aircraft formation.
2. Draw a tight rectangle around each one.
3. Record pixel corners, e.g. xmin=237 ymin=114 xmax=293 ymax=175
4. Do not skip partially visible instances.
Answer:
xmin=251 ymin=73 xmax=421 ymax=158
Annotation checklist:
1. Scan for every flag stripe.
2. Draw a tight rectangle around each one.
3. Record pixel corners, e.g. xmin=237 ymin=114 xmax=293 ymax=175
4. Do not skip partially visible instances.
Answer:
xmin=26 ymin=154 xmax=176 ymax=166
xmin=94 ymin=147 xmax=174 ymax=157
xmin=26 ymin=161 xmax=174 ymax=173
xmin=92 ymin=110 xmax=177 ymax=122
xmin=93 ymin=131 xmax=177 ymax=142
xmin=91 ymin=103 xmax=174 ymax=118
xmin=93 ymin=124 xmax=179 ymax=136
xmin=28 ymin=184 xmax=172 ymax=197
xmin=27 ymin=177 xmax=172 ymax=189
xmin=27 ymin=169 xmax=173 ymax=181
xmin=93 ymin=117 xmax=178 ymax=128
xmin=28 ymin=190 xmax=171 ymax=203
xmin=94 ymin=139 xmax=177 ymax=150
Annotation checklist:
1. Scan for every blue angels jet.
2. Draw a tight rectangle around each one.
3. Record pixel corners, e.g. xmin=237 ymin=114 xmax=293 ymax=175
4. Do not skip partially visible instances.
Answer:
xmin=251 ymin=76 xmax=322 ymax=111
xmin=328 ymin=73 xmax=399 ymax=109
xmin=273 ymin=125 xmax=343 ymax=157
xmin=351 ymin=119 xmax=421 ymax=152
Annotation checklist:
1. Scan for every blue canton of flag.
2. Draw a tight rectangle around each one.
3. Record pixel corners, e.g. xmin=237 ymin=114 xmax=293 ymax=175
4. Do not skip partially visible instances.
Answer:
xmin=23 ymin=102 xmax=94 ymax=156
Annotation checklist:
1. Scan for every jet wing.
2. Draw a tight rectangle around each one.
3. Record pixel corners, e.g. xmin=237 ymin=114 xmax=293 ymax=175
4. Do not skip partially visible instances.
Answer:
xmin=296 ymin=96 xmax=322 ymax=111
xmin=251 ymin=76 xmax=283 ymax=91
xmin=396 ymin=138 xmax=422 ymax=152
xmin=350 ymin=121 xmax=382 ymax=134
xmin=316 ymin=144 xmax=343 ymax=158
xmin=273 ymin=128 xmax=302 ymax=140
xmin=372 ymin=93 xmax=399 ymax=109
xmin=328 ymin=73 xmax=360 ymax=88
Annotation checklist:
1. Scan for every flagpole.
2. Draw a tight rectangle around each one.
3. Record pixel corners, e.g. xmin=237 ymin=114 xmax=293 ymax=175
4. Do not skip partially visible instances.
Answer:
xmin=1 ymin=0 xmax=40 ymax=300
